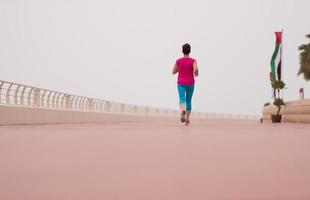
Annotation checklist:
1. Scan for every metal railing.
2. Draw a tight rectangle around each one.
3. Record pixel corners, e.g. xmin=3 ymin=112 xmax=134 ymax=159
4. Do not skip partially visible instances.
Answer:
xmin=0 ymin=80 xmax=258 ymax=120
xmin=0 ymin=80 xmax=179 ymax=117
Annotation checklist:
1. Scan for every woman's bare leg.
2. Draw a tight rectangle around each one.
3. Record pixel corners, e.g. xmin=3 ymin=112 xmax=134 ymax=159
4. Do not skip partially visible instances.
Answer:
xmin=186 ymin=110 xmax=191 ymax=120
xmin=185 ymin=110 xmax=191 ymax=125
xmin=179 ymin=103 xmax=185 ymax=111
xmin=179 ymin=103 xmax=186 ymax=123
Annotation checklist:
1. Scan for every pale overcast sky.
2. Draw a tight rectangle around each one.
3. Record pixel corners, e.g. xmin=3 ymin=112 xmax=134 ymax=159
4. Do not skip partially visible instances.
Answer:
xmin=1 ymin=0 xmax=310 ymax=115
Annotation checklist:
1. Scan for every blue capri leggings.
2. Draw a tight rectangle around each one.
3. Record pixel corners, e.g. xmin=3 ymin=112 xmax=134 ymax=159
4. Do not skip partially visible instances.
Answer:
xmin=177 ymin=84 xmax=195 ymax=111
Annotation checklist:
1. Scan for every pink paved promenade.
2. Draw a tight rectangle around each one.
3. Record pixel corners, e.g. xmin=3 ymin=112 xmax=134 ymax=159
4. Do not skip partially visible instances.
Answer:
xmin=1 ymin=118 xmax=310 ymax=200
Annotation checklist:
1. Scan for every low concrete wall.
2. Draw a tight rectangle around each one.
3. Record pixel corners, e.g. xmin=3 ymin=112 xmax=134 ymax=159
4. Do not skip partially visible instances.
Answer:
xmin=0 ymin=105 xmax=166 ymax=125
xmin=262 ymin=99 xmax=310 ymax=123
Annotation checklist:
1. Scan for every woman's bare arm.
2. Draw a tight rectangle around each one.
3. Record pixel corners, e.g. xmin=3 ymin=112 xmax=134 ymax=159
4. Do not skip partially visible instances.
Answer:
xmin=194 ymin=61 xmax=199 ymax=77
xmin=172 ymin=63 xmax=178 ymax=75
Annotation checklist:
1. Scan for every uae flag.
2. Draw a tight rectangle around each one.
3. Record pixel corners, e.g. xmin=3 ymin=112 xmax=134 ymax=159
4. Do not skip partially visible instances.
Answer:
xmin=270 ymin=32 xmax=282 ymax=80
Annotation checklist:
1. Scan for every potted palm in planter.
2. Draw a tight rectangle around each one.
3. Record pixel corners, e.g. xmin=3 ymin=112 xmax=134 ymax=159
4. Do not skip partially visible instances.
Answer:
xmin=271 ymin=80 xmax=285 ymax=123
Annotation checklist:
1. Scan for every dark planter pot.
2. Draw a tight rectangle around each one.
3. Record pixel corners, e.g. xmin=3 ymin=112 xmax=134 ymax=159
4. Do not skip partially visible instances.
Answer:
xmin=271 ymin=114 xmax=282 ymax=123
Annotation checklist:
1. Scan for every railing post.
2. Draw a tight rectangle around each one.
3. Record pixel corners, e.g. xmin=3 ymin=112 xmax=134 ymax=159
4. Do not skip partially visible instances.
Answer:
xmin=6 ymin=83 xmax=13 ymax=104
xmin=33 ymin=89 xmax=41 ymax=107
xmin=88 ymin=99 xmax=94 ymax=111
xmin=52 ymin=92 xmax=57 ymax=108
xmin=79 ymin=97 xmax=83 ymax=110
xmin=55 ymin=93 xmax=61 ymax=108
xmin=105 ymin=101 xmax=110 ymax=112
xmin=72 ymin=96 xmax=76 ymax=110
xmin=14 ymin=85 xmax=21 ymax=105
xmin=98 ymin=100 xmax=103 ymax=111
xmin=145 ymin=107 xmax=149 ymax=115
xmin=134 ymin=106 xmax=137 ymax=114
xmin=78 ymin=97 xmax=83 ymax=111
xmin=0 ymin=81 xmax=4 ymax=104
xmin=21 ymin=86 xmax=27 ymax=106
xmin=41 ymin=90 xmax=46 ymax=107
xmin=93 ymin=100 xmax=98 ymax=112
xmin=120 ymin=104 xmax=124 ymax=112
xmin=65 ymin=95 xmax=72 ymax=109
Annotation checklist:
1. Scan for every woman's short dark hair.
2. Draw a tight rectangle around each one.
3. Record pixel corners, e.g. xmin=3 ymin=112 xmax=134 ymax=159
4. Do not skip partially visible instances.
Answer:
xmin=182 ymin=43 xmax=191 ymax=55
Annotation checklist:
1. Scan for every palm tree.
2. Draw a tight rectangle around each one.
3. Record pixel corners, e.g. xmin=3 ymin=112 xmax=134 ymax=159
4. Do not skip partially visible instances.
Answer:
xmin=298 ymin=34 xmax=310 ymax=81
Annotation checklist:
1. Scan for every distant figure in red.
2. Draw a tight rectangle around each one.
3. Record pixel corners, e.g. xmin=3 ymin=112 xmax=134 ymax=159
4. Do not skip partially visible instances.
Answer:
xmin=299 ymin=88 xmax=304 ymax=99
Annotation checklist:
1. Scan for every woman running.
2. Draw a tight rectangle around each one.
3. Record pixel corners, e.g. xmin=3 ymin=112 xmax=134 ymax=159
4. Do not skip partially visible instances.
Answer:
xmin=172 ymin=43 xmax=199 ymax=126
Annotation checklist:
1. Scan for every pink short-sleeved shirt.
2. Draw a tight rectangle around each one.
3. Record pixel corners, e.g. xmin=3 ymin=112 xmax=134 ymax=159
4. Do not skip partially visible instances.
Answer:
xmin=176 ymin=57 xmax=196 ymax=85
